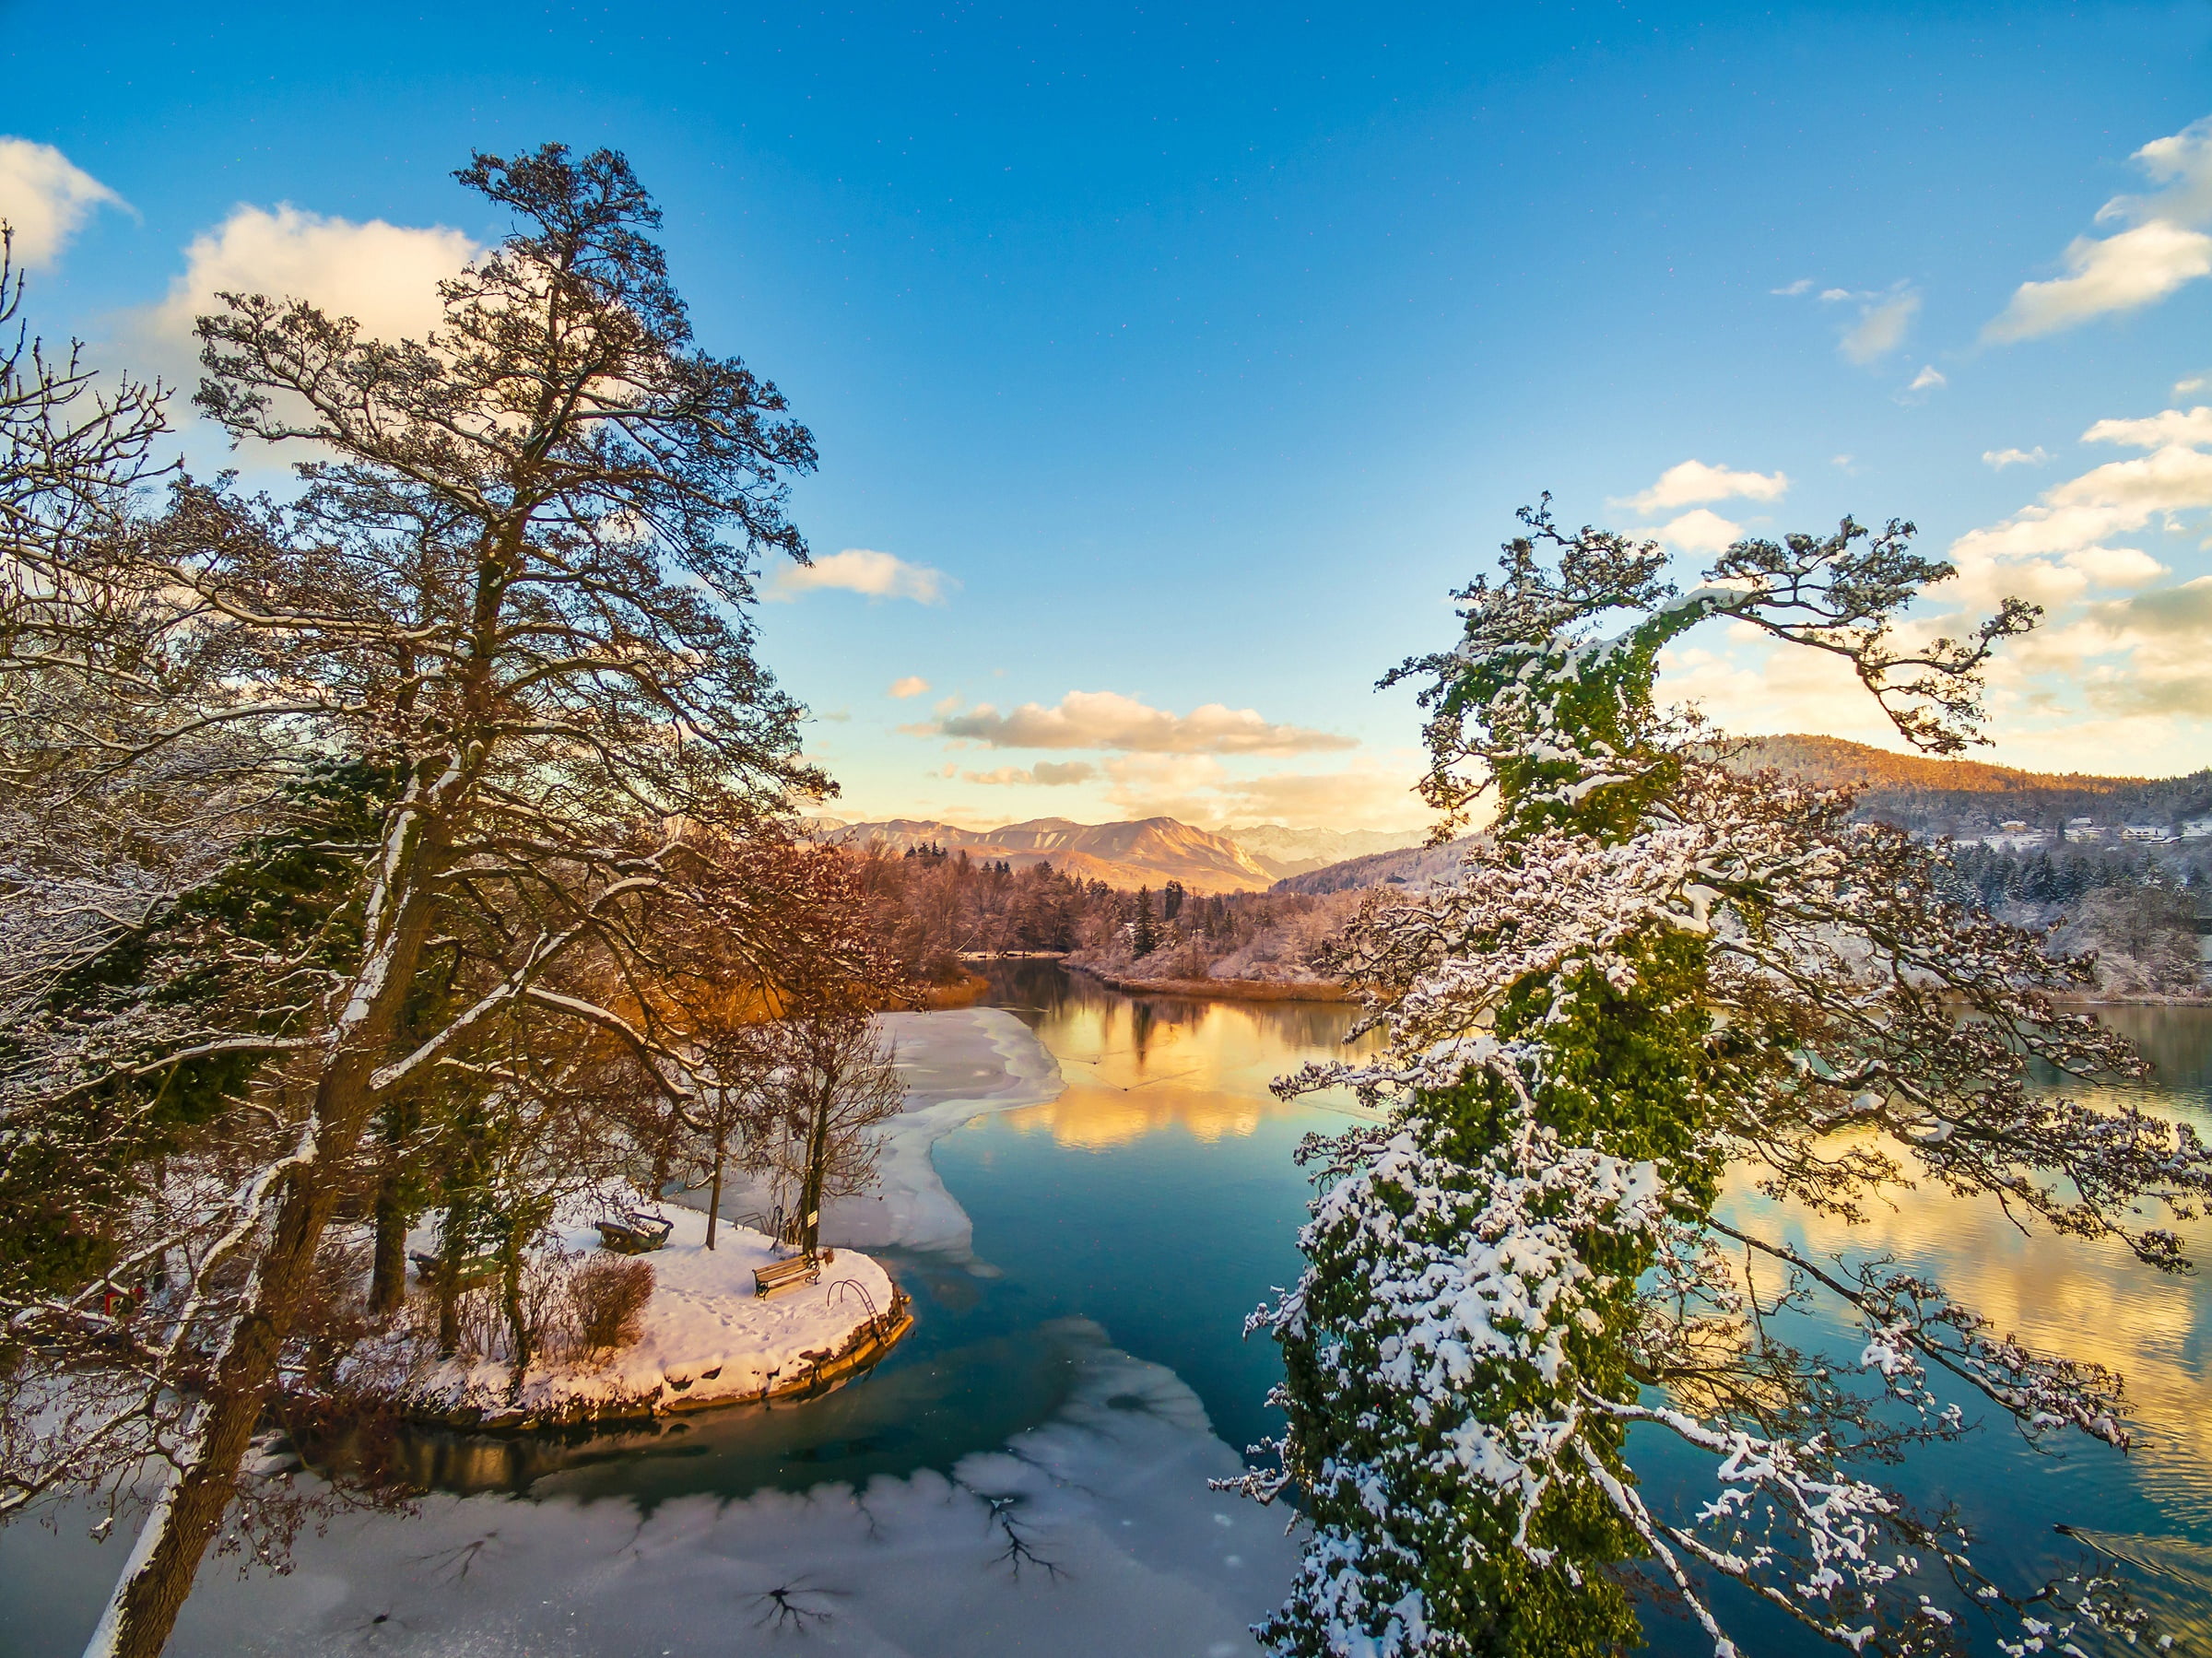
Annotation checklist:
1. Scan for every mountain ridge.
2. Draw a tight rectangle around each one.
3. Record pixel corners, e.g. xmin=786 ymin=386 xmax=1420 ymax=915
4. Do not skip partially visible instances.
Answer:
xmin=818 ymin=815 xmax=1277 ymax=893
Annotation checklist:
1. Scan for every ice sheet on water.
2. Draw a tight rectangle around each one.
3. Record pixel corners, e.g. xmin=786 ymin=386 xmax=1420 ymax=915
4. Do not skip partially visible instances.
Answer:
xmin=696 ymin=1007 xmax=1066 ymax=1262
xmin=142 ymin=1319 xmax=1292 ymax=1657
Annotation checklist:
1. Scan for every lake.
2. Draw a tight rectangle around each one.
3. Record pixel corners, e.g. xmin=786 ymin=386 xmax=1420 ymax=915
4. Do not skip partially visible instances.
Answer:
xmin=3 ymin=965 xmax=2206 ymax=1653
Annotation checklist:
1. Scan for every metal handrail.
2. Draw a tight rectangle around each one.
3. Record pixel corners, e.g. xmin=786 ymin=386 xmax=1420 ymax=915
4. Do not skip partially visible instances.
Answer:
xmin=826 ymin=1276 xmax=884 ymax=1342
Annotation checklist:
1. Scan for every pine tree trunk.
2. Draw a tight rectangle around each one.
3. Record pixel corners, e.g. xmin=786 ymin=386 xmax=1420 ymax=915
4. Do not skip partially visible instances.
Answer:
xmin=368 ymin=1168 xmax=408 ymax=1316
xmin=500 ymin=1241 xmax=531 ymax=1400
xmin=88 ymin=800 xmax=450 ymax=1658
xmin=86 ymin=1153 xmax=345 ymax=1658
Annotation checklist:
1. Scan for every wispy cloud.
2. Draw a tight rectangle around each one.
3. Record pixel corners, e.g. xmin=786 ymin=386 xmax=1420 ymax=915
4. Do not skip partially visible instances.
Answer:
xmin=1906 ymin=364 xmax=1947 ymax=393
xmin=768 ymin=547 xmax=956 ymax=604
xmin=1983 ymin=447 xmax=2052 ymax=469
xmin=917 ymin=688 xmax=1354 ymax=755
xmin=1771 ymin=277 xmax=1814 ymax=296
xmin=0 ymin=136 xmax=124 ymax=269
xmin=1987 ymin=114 xmax=2212 ymax=341
xmin=887 ymin=676 xmax=931 ymax=699
xmin=1839 ymin=287 xmax=1921 ymax=364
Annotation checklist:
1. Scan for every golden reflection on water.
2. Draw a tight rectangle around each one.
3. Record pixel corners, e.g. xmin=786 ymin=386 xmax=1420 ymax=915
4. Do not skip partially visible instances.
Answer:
xmin=994 ymin=975 xmax=1378 ymax=1149
xmin=1723 ymin=1005 xmax=2212 ymax=1534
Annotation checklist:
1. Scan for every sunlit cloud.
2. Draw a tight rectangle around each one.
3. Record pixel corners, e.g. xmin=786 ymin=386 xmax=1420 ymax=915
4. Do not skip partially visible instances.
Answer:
xmin=1619 ymin=460 xmax=1789 ymax=515
xmin=1653 ymin=388 xmax=2212 ymax=774
xmin=1099 ymin=754 xmax=1429 ymax=832
xmin=0 ymin=136 xmax=124 ymax=269
xmin=767 ymin=547 xmax=956 ymax=604
xmin=1987 ymin=114 xmax=2212 ymax=341
xmin=1653 ymin=508 xmax=1744 ymax=554
xmin=887 ymin=676 xmax=931 ymax=699
xmin=922 ymin=688 xmax=1354 ymax=755
xmin=129 ymin=203 xmax=476 ymax=376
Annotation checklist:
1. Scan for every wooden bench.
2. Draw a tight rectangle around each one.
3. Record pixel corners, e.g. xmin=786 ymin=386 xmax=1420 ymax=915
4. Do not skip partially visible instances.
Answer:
xmin=411 ymin=1251 xmax=501 ymax=1290
xmin=754 ymin=1252 xmax=821 ymax=1299
xmin=595 ymin=1212 xmax=674 ymax=1255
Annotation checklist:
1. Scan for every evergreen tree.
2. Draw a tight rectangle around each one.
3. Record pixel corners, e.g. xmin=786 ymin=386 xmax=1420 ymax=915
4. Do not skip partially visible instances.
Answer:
xmin=1131 ymin=886 xmax=1159 ymax=957
xmin=1236 ymin=505 xmax=2192 ymax=1656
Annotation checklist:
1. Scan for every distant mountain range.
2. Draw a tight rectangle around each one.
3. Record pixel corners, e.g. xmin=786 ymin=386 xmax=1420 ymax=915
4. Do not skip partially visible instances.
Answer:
xmin=815 ymin=737 xmax=2211 ymax=902
xmin=1216 ymin=823 xmax=1428 ymax=876
xmin=809 ymin=816 xmax=1429 ymax=892
xmin=815 ymin=816 xmax=1278 ymax=892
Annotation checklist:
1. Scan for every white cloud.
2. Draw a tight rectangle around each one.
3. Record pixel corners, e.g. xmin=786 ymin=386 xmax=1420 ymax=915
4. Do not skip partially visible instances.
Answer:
xmin=1986 ymin=115 xmax=2212 ymax=340
xmin=1819 ymin=288 xmax=1853 ymax=303
xmin=887 ymin=676 xmax=931 ymax=700
xmin=1906 ymin=364 xmax=1947 ymax=393
xmin=1771 ymin=277 xmax=1814 ymax=296
xmin=1986 ymin=222 xmax=2212 ymax=342
xmin=1983 ymin=447 xmax=2052 ymax=469
xmin=1657 ymin=392 xmax=2212 ymax=774
xmin=1659 ymin=639 xmax=1904 ymax=747
xmin=1619 ymin=460 xmax=1790 ymax=514
xmin=132 ymin=205 xmax=476 ymax=374
xmin=768 ymin=547 xmax=955 ymax=604
xmin=2081 ymin=406 xmax=2212 ymax=449
xmin=0 ymin=136 xmax=123 ymax=269
xmin=1099 ymin=754 xmax=1429 ymax=833
xmin=2177 ymin=374 xmax=2207 ymax=395
xmin=1653 ymin=508 xmax=1744 ymax=555
xmin=1839 ymin=288 xmax=1921 ymax=364
xmin=924 ymin=689 xmax=1354 ymax=755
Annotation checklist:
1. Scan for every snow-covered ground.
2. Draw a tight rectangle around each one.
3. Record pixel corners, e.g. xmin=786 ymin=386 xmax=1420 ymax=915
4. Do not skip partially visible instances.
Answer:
xmin=14 ymin=1322 xmax=1300 ymax=1657
xmin=7 ymin=1009 xmax=1308 ymax=1654
xmin=696 ymin=1006 xmax=1066 ymax=1260
xmin=358 ymin=1206 xmax=902 ymax=1424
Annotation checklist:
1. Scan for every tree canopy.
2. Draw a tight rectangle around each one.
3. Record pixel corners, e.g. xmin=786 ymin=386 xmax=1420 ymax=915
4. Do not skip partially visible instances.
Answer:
xmin=1237 ymin=503 xmax=2202 ymax=1657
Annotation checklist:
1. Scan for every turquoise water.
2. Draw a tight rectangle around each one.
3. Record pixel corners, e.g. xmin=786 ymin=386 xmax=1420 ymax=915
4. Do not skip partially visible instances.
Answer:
xmin=949 ymin=972 xmax=2212 ymax=1651
xmin=5 ymin=968 xmax=2207 ymax=1652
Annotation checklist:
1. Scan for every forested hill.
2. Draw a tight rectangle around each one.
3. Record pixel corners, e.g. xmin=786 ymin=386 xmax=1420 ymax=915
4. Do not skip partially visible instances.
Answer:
xmin=1270 ymin=735 xmax=2212 ymax=897
xmin=1725 ymin=735 xmax=2212 ymax=835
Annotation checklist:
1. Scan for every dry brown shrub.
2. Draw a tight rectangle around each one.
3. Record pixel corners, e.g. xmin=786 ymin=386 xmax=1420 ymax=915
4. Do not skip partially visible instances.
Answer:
xmin=567 ymin=1256 xmax=653 ymax=1358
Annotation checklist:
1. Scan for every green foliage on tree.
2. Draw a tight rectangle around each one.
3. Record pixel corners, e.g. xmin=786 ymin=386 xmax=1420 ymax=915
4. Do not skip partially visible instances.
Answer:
xmin=1240 ymin=504 xmax=2191 ymax=1656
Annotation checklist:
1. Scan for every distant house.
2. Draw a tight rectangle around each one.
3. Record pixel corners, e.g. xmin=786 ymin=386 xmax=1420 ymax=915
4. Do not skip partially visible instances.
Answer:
xmin=1997 ymin=819 xmax=2030 ymax=834
xmin=2065 ymin=817 xmax=2105 ymax=841
xmin=2121 ymin=824 xmax=2166 ymax=842
xmin=2183 ymin=817 xmax=2212 ymax=840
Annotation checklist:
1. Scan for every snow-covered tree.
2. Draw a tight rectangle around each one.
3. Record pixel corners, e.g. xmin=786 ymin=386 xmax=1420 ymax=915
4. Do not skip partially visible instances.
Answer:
xmin=0 ymin=146 xmax=835 ymax=1658
xmin=1233 ymin=503 xmax=2206 ymax=1656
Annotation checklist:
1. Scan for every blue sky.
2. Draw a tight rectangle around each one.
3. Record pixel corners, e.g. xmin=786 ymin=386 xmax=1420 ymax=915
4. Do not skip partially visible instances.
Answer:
xmin=6 ymin=2 xmax=2211 ymax=829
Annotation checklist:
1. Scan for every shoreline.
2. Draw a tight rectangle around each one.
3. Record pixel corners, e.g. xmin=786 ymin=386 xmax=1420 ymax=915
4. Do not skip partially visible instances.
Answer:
xmin=336 ymin=1209 xmax=913 ymax=1430
xmin=1065 ymin=961 xmax=1357 ymax=1004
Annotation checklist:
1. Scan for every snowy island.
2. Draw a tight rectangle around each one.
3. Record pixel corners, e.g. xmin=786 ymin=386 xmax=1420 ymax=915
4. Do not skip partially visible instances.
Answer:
xmin=339 ymin=1007 xmax=1061 ymax=1429
xmin=342 ymin=1205 xmax=909 ymax=1428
